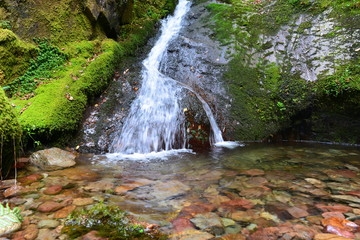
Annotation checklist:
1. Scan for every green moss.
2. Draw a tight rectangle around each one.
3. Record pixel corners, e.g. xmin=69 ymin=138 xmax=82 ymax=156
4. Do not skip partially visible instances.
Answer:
xmin=0 ymin=29 xmax=36 ymax=86
xmin=63 ymin=202 xmax=167 ymax=240
xmin=10 ymin=40 xmax=118 ymax=144
xmin=5 ymin=38 xmax=67 ymax=97
xmin=0 ymin=88 xmax=21 ymax=178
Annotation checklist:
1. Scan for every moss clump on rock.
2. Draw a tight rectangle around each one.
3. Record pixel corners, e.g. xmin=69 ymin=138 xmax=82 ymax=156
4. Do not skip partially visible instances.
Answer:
xmin=11 ymin=39 xmax=122 ymax=145
xmin=0 ymin=29 xmax=36 ymax=86
xmin=0 ymin=89 xmax=21 ymax=178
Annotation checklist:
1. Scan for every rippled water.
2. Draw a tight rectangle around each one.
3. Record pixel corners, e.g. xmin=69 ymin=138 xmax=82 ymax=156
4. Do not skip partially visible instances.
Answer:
xmin=76 ymin=142 xmax=360 ymax=234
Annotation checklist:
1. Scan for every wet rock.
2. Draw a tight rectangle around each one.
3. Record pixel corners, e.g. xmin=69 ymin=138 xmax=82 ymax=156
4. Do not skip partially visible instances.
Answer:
xmin=240 ymin=169 xmax=265 ymax=176
xmin=73 ymin=198 xmax=94 ymax=206
xmin=30 ymin=148 xmax=76 ymax=170
xmin=54 ymin=205 xmax=76 ymax=219
xmin=0 ymin=179 xmax=16 ymax=190
xmin=18 ymin=174 xmax=43 ymax=185
xmin=221 ymin=218 xmax=236 ymax=228
xmin=149 ymin=180 xmax=190 ymax=201
xmin=322 ymin=212 xmax=345 ymax=219
xmin=214 ymin=233 xmax=246 ymax=240
xmin=43 ymin=185 xmax=63 ymax=195
xmin=190 ymin=212 xmax=224 ymax=235
xmin=81 ymin=230 xmax=108 ymax=240
xmin=287 ymin=206 xmax=310 ymax=218
xmin=220 ymin=199 xmax=255 ymax=211
xmin=321 ymin=217 xmax=359 ymax=238
xmin=314 ymin=233 xmax=353 ymax=240
xmin=239 ymin=187 xmax=270 ymax=199
xmin=203 ymin=186 xmax=231 ymax=205
xmin=172 ymin=217 xmax=195 ymax=232
xmin=304 ymin=178 xmax=326 ymax=188
xmin=316 ymin=204 xmax=353 ymax=213
xmin=37 ymin=201 xmax=64 ymax=213
xmin=179 ymin=203 xmax=216 ymax=218
xmin=229 ymin=210 xmax=258 ymax=222
xmin=36 ymin=228 xmax=59 ymax=240
xmin=3 ymin=185 xmax=23 ymax=198
xmin=11 ymin=224 xmax=38 ymax=240
xmin=50 ymin=167 xmax=99 ymax=181
xmin=244 ymin=177 xmax=268 ymax=187
xmin=114 ymin=184 xmax=139 ymax=193
xmin=249 ymin=224 xmax=318 ymax=240
xmin=306 ymin=216 xmax=323 ymax=225
xmin=170 ymin=229 xmax=214 ymax=240
xmin=341 ymin=191 xmax=360 ymax=198
xmin=38 ymin=219 xmax=60 ymax=229
xmin=84 ymin=179 xmax=114 ymax=192
xmin=332 ymin=195 xmax=360 ymax=204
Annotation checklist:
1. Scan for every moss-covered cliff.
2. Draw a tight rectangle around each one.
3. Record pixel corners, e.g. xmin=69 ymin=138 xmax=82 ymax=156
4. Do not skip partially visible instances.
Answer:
xmin=0 ymin=0 xmax=178 ymax=149
xmin=207 ymin=0 xmax=360 ymax=143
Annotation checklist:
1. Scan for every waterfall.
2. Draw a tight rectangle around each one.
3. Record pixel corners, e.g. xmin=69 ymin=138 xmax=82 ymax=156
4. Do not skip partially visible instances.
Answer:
xmin=110 ymin=0 xmax=191 ymax=154
xmin=110 ymin=0 xmax=240 ymax=154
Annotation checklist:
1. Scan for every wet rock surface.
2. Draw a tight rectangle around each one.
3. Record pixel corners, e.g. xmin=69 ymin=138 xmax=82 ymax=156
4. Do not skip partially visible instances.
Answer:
xmin=0 ymin=143 xmax=360 ymax=239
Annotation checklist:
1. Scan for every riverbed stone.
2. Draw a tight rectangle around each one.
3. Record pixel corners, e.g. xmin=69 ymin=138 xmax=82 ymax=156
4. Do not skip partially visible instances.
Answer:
xmin=331 ymin=195 xmax=360 ymax=204
xmin=3 ymin=185 xmax=23 ymax=198
xmin=179 ymin=203 xmax=216 ymax=218
xmin=170 ymin=229 xmax=214 ymax=240
xmin=54 ymin=205 xmax=76 ymax=219
xmin=172 ymin=217 xmax=195 ymax=232
xmin=240 ymin=169 xmax=265 ymax=176
xmin=149 ymin=180 xmax=190 ymax=200
xmin=43 ymin=185 xmax=63 ymax=195
xmin=30 ymin=148 xmax=76 ymax=170
xmin=81 ymin=230 xmax=108 ymax=240
xmin=84 ymin=178 xmax=114 ymax=192
xmin=190 ymin=212 xmax=224 ymax=235
xmin=73 ymin=198 xmax=94 ymax=206
xmin=11 ymin=224 xmax=38 ymax=240
xmin=38 ymin=201 xmax=64 ymax=213
xmin=287 ymin=206 xmax=310 ymax=218
xmin=314 ymin=233 xmax=353 ymax=240
xmin=18 ymin=174 xmax=43 ymax=185
xmin=36 ymin=228 xmax=59 ymax=240
xmin=50 ymin=167 xmax=99 ymax=181
xmin=38 ymin=219 xmax=60 ymax=229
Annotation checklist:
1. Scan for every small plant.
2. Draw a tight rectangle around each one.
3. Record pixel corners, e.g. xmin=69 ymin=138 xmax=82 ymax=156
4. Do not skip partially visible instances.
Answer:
xmin=0 ymin=20 xmax=11 ymax=30
xmin=63 ymin=202 xmax=167 ymax=240
xmin=5 ymin=38 xmax=67 ymax=97
xmin=276 ymin=101 xmax=286 ymax=111
xmin=0 ymin=203 xmax=23 ymax=236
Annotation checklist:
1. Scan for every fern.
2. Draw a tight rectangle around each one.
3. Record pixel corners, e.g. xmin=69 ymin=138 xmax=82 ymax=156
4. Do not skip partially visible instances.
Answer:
xmin=0 ymin=203 xmax=23 ymax=236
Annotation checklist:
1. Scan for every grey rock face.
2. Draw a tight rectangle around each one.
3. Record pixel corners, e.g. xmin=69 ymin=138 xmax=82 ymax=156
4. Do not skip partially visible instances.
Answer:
xmin=253 ymin=9 xmax=359 ymax=81
xmin=30 ymin=148 xmax=76 ymax=170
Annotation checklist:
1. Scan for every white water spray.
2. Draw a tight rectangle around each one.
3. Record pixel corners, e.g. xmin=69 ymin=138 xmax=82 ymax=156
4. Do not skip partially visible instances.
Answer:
xmin=110 ymin=0 xmax=191 ymax=154
xmin=110 ymin=0 xmax=240 ymax=154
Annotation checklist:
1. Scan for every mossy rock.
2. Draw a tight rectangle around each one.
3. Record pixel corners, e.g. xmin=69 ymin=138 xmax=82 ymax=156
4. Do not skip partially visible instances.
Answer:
xmin=0 ymin=88 xmax=21 ymax=178
xmin=11 ymin=39 xmax=122 ymax=145
xmin=0 ymin=29 xmax=36 ymax=85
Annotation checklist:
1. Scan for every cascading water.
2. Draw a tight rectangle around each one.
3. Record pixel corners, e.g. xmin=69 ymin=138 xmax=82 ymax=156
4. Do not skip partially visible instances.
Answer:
xmin=110 ymin=0 xmax=240 ymax=154
xmin=110 ymin=0 xmax=191 ymax=154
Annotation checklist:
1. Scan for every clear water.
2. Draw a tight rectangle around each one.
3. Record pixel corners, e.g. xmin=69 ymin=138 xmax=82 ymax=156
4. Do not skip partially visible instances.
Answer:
xmin=76 ymin=142 xmax=360 ymax=234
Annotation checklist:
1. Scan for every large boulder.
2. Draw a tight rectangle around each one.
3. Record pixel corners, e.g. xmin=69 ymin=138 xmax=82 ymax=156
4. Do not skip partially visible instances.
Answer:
xmin=30 ymin=148 xmax=76 ymax=170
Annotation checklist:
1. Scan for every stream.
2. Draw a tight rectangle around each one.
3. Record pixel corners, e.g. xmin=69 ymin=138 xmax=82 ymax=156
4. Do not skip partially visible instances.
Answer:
xmin=7 ymin=142 xmax=360 ymax=239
